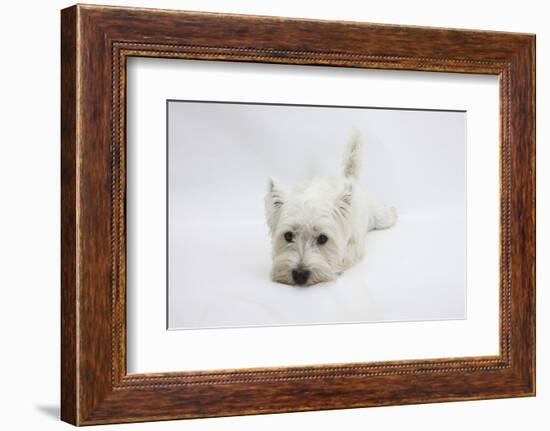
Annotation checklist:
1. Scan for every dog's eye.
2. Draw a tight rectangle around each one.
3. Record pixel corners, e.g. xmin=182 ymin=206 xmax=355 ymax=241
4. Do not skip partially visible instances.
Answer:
xmin=317 ymin=234 xmax=328 ymax=245
xmin=284 ymin=231 xmax=294 ymax=243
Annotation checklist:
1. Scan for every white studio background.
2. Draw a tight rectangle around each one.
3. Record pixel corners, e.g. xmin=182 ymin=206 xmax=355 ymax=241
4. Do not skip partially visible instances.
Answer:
xmin=167 ymin=101 xmax=467 ymax=329
xmin=0 ymin=1 xmax=548 ymax=431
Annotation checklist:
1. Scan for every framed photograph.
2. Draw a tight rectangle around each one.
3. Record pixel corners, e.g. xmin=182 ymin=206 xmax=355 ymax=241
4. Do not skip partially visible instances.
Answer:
xmin=61 ymin=4 xmax=536 ymax=425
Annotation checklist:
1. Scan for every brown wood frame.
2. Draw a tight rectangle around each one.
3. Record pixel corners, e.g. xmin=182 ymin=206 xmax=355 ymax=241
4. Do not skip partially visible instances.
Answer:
xmin=61 ymin=4 xmax=536 ymax=426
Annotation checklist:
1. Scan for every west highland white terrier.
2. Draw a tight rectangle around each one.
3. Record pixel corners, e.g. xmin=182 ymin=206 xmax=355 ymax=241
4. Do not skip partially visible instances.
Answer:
xmin=265 ymin=132 xmax=397 ymax=286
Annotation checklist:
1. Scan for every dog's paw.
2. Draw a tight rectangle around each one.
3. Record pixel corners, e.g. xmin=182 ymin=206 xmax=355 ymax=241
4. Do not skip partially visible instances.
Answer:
xmin=374 ymin=206 xmax=398 ymax=230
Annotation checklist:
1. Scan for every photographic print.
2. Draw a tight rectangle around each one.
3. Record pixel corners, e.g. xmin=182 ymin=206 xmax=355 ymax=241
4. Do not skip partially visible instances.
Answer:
xmin=61 ymin=6 xmax=535 ymax=423
xmin=167 ymin=101 xmax=466 ymax=330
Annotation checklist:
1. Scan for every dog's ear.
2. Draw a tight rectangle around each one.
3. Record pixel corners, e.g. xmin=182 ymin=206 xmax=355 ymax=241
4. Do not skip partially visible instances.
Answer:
xmin=265 ymin=177 xmax=285 ymax=233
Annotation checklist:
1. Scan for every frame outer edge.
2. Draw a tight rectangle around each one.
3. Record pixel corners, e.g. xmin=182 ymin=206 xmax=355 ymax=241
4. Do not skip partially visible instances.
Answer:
xmin=509 ymin=35 xmax=536 ymax=395
xmin=61 ymin=4 xmax=80 ymax=426
xmin=60 ymin=4 xmax=536 ymax=424
xmin=531 ymin=34 xmax=536 ymax=396
xmin=525 ymin=34 xmax=536 ymax=395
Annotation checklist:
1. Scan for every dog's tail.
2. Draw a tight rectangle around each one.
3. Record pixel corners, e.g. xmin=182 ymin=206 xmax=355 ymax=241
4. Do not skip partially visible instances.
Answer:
xmin=342 ymin=129 xmax=362 ymax=180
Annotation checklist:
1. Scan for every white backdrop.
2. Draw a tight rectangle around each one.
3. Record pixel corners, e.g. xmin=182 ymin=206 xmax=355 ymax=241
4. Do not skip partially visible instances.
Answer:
xmin=0 ymin=1 xmax=547 ymax=431
xmin=168 ymin=101 xmax=466 ymax=329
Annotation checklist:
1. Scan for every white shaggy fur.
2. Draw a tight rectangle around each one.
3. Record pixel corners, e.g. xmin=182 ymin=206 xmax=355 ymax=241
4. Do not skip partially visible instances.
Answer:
xmin=265 ymin=132 xmax=397 ymax=286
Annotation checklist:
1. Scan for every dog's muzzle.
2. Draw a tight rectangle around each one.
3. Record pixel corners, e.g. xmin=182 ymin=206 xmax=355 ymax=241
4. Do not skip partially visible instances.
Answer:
xmin=292 ymin=268 xmax=310 ymax=286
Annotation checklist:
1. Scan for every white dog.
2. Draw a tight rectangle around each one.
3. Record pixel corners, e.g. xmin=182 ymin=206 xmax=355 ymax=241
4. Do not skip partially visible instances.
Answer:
xmin=265 ymin=132 xmax=397 ymax=286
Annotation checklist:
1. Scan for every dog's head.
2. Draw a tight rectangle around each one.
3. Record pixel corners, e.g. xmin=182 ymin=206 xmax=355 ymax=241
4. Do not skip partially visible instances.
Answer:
xmin=265 ymin=177 xmax=354 ymax=286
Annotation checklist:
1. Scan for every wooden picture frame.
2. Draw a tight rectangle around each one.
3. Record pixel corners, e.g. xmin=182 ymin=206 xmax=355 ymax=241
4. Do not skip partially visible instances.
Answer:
xmin=61 ymin=4 xmax=535 ymax=425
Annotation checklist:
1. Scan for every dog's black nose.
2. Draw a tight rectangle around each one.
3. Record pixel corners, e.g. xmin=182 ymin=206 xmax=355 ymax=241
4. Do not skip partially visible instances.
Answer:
xmin=292 ymin=268 xmax=310 ymax=285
